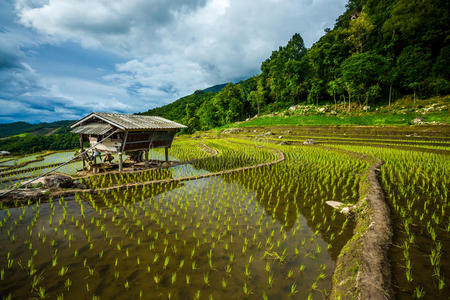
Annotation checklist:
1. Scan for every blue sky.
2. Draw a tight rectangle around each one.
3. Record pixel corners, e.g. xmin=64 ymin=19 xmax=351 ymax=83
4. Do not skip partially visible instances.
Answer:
xmin=0 ymin=0 xmax=347 ymax=123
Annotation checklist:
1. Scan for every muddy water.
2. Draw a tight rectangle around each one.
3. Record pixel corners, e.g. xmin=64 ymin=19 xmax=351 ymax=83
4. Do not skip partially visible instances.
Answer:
xmin=0 ymin=173 xmax=340 ymax=299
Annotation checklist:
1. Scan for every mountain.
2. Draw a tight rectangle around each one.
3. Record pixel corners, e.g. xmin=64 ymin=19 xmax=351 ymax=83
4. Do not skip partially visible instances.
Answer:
xmin=202 ymin=83 xmax=228 ymax=93
xmin=140 ymin=0 xmax=449 ymax=133
xmin=139 ymin=83 xmax=229 ymax=124
xmin=0 ymin=120 xmax=74 ymax=139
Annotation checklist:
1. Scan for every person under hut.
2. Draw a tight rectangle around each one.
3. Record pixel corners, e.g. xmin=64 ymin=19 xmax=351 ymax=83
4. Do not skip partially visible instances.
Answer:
xmin=90 ymin=150 xmax=101 ymax=164
xmin=103 ymin=152 xmax=114 ymax=165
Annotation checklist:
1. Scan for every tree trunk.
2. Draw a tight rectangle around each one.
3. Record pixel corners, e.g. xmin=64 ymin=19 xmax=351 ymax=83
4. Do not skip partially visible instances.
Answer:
xmin=413 ymin=90 xmax=416 ymax=104
xmin=333 ymin=91 xmax=337 ymax=110
xmin=348 ymin=91 xmax=351 ymax=112
xmin=388 ymin=84 xmax=392 ymax=106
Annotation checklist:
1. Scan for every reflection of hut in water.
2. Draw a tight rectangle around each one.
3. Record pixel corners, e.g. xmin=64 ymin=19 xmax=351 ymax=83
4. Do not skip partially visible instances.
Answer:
xmin=70 ymin=112 xmax=186 ymax=171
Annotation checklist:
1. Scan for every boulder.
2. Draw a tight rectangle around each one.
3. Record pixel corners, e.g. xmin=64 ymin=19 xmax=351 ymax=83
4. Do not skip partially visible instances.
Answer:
xmin=222 ymin=128 xmax=242 ymax=134
xmin=326 ymin=201 xmax=355 ymax=217
xmin=303 ymin=139 xmax=315 ymax=145
xmin=25 ymin=174 xmax=74 ymax=189
xmin=412 ymin=117 xmax=424 ymax=125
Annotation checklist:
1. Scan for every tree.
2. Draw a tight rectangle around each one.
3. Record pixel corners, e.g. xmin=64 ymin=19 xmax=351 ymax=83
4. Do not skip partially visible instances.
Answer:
xmin=344 ymin=11 xmax=375 ymax=54
xmin=182 ymin=103 xmax=200 ymax=134
xmin=396 ymin=45 xmax=431 ymax=102
xmin=327 ymin=79 xmax=344 ymax=109
xmin=341 ymin=52 xmax=389 ymax=105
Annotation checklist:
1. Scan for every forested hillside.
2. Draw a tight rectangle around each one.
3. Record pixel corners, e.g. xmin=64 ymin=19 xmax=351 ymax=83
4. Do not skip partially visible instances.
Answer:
xmin=0 ymin=120 xmax=73 ymax=138
xmin=141 ymin=0 xmax=449 ymax=133
xmin=0 ymin=120 xmax=78 ymax=154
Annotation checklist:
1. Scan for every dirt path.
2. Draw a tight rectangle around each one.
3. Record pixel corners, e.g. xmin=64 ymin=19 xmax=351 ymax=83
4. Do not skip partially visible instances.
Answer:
xmin=359 ymin=159 xmax=393 ymax=299
xmin=325 ymin=146 xmax=393 ymax=299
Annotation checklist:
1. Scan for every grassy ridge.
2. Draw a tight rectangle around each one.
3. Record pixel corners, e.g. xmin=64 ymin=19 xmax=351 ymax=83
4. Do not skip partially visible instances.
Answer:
xmin=234 ymin=112 xmax=449 ymax=127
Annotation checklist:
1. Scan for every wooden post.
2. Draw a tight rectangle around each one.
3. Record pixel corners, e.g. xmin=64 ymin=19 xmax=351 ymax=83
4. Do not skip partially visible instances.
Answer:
xmin=144 ymin=150 xmax=149 ymax=168
xmin=80 ymin=134 xmax=85 ymax=170
xmin=165 ymin=147 xmax=169 ymax=162
xmin=119 ymin=131 xmax=127 ymax=172
xmin=118 ymin=153 xmax=123 ymax=172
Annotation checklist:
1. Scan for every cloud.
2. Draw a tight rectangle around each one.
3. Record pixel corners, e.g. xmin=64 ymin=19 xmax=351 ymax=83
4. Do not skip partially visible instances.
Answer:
xmin=6 ymin=0 xmax=347 ymax=123
xmin=15 ymin=0 xmax=208 ymax=49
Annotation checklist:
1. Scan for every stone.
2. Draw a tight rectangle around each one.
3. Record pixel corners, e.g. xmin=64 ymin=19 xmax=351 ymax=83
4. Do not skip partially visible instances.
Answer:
xmin=279 ymin=141 xmax=290 ymax=145
xmin=326 ymin=201 xmax=345 ymax=210
xmin=303 ymin=139 xmax=315 ymax=145
xmin=412 ymin=117 xmax=424 ymax=124
xmin=263 ymin=131 xmax=273 ymax=136
xmin=278 ymin=136 xmax=283 ymax=139
xmin=326 ymin=201 xmax=355 ymax=217
xmin=340 ymin=207 xmax=353 ymax=216
xmin=25 ymin=174 xmax=74 ymax=189
xmin=222 ymin=128 xmax=242 ymax=134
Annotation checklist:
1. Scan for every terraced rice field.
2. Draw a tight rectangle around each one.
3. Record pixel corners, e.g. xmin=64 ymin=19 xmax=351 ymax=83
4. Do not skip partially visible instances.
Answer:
xmin=0 ymin=126 xmax=448 ymax=299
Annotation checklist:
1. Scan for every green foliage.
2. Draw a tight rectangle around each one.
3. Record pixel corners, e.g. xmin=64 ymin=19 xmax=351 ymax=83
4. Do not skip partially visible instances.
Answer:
xmin=341 ymin=52 xmax=389 ymax=105
xmin=0 ymin=133 xmax=79 ymax=155
xmin=0 ymin=120 xmax=73 ymax=138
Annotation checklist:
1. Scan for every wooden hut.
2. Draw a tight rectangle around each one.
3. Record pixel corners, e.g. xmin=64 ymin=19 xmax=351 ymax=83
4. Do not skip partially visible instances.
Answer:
xmin=70 ymin=112 xmax=186 ymax=171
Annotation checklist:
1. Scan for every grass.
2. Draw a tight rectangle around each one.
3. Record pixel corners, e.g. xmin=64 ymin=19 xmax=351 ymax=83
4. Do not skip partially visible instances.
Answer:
xmin=233 ymin=112 xmax=449 ymax=127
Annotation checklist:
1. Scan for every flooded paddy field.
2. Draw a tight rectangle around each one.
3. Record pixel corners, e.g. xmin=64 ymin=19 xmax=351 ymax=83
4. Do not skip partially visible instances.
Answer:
xmin=0 ymin=126 xmax=449 ymax=299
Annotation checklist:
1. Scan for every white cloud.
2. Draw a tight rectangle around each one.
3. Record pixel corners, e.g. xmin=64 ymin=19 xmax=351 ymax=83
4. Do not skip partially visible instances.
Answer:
xmin=9 ymin=0 xmax=347 ymax=122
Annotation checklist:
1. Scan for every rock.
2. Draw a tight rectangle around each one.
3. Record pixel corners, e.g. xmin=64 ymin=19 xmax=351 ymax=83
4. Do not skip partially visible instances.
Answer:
xmin=340 ymin=206 xmax=353 ymax=216
xmin=253 ymin=130 xmax=257 ymax=133
xmin=363 ymin=105 xmax=370 ymax=111
xmin=318 ymin=107 xmax=327 ymax=113
xmin=263 ymin=131 xmax=273 ymax=136
xmin=326 ymin=201 xmax=355 ymax=217
xmin=288 ymin=105 xmax=299 ymax=111
xmin=25 ymin=174 xmax=74 ymax=189
xmin=222 ymin=128 xmax=242 ymax=134
xmin=278 ymin=136 xmax=283 ymax=139
xmin=412 ymin=117 xmax=424 ymax=124
xmin=326 ymin=201 xmax=345 ymax=210
xmin=303 ymin=139 xmax=315 ymax=145
xmin=279 ymin=141 xmax=290 ymax=145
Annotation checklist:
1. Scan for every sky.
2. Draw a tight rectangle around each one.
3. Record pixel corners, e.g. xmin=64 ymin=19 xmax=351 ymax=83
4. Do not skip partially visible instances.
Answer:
xmin=0 ymin=0 xmax=347 ymax=123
